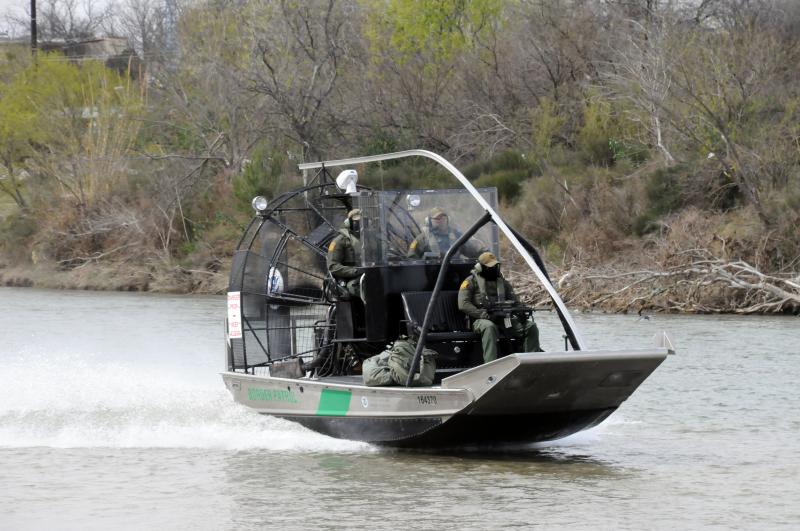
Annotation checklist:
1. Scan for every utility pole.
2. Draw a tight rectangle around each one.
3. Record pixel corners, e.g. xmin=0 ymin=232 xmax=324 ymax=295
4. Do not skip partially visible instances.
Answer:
xmin=164 ymin=0 xmax=178 ymax=70
xmin=30 ymin=0 xmax=37 ymax=57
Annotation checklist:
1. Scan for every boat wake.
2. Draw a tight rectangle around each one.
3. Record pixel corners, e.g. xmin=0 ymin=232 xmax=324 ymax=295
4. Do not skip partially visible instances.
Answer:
xmin=0 ymin=351 xmax=369 ymax=452
xmin=1 ymin=350 xmax=628 ymax=453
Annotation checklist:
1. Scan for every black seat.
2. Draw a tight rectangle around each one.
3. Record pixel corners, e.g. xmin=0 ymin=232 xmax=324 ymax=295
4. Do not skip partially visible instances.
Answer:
xmin=401 ymin=290 xmax=525 ymax=369
xmin=400 ymin=291 xmax=482 ymax=371
xmin=400 ymin=291 xmax=477 ymax=338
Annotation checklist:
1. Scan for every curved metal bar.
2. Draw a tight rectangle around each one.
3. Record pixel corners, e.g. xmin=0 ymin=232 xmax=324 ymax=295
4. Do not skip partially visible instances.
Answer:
xmin=232 ymin=217 xmax=265 ymax=372
xmin=299 ymin=149 xmax=586 ymax=350
xmin=405 ymin=211 xmax=492 ymax=386
xmin=254 ymin=181 xmax=370 ymax=234
xmin=234 ymin=217 xmax=259 ymax=251
xmin=507 ymin=224 xmax=579 ymax=351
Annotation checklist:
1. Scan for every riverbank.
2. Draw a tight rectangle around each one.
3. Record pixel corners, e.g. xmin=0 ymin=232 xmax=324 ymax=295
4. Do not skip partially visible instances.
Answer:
xmin=0 ymin=261 xmax=229 ymax=294
xmin=4 ymin=256 xmax=798 ymax=315
xmin=509 ymin=259 xmax=800 ymax=315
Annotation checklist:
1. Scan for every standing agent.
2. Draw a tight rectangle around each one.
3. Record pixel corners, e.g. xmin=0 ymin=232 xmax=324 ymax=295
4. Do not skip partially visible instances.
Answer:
xmin=407 ymin=207 xmax=481 ymax=259
xmin=458 ymin=252 xmax=542 ymax=362
xmin=327 ymin=208 xmax=363 ymax=298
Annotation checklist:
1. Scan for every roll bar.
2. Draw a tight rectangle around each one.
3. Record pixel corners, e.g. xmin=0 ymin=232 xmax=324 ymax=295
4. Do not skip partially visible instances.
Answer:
xmin=299 ymin=149 xmax=586 ymax=350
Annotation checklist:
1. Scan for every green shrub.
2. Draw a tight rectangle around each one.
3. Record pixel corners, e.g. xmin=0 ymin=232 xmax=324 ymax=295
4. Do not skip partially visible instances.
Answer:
xmin=178 ymin=240 xmax=197 ymax=257
xmin=651 ymin=166 xmax=687 ymax=211
xmin=531 ymin=97 xmax=564 ymax=161
xmin=473 ymin=168 xmax=529 ymax=203
xmin=359 ymin=130 xmax=402 ymax=167
xmin=232 ymin=144 xmax=296 ymax=211
xmin=0 ymin=211 xmax=37 ymax=263
xmin=633 ymin=166 xmax=685 ymax=235
xmin=508 ymin=176 xmax=564 ymax=244
xmin=463 ymin=150 xmax=532 ymax=180
xmin=632 ymin=212 xmax=657 ymax=236
xmin=610 ymin=138 xmax=649 ymax=165
xmin=359 ymin=159 xmax=452 ymax=189
xmin=577 ymin=97 xmax=614 ymax=166
xmin=707 ymin=169 xmax=743 ymax=211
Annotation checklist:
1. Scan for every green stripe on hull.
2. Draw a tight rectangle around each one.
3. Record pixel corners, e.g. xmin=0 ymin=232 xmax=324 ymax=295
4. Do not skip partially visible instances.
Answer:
xmin=316 ymin=389 xmax=352 ymax=416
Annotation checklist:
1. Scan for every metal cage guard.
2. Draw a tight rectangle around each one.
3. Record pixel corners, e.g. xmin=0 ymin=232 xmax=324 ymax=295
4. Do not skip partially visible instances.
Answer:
xmin=298 ymin=149 xmax=586 ymax=351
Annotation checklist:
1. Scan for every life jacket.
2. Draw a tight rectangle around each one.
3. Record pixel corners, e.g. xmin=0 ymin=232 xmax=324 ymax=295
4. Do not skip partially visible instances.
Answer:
xmin=470 ymin=268 xmax=506 ymax=308
xmin=423 ymin=226 xmax=459 ymax=256
xmin=337 ymin=228 xmax=361 ymax=264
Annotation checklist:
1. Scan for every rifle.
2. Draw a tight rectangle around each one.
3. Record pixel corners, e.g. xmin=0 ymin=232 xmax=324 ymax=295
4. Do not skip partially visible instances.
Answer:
xmin=485 ymin=300 xmax=534 ymax=328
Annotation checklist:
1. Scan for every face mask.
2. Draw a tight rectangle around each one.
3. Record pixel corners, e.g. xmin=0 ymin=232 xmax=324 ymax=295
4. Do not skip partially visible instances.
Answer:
xmin=482 ymin=265 xmax=499 ymax=280
xmin=431 ymin=217 xmax=448 ymax=234
xmin=350 ymin=219 xmax=361 ymax=237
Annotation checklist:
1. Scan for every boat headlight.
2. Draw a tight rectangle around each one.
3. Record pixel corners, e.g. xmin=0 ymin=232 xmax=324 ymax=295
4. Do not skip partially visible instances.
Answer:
xmin=251 ymin=196 xmax=268 ymax=213
xmin=406 ymin=194 xmax=421 ymax=209
xmin=336 ymin=169 xmax=358 ymax=194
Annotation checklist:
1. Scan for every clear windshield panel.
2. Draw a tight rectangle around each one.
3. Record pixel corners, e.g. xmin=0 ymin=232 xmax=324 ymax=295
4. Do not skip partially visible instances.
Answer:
xmin=352 ymin=188 xmax=499 ymax=266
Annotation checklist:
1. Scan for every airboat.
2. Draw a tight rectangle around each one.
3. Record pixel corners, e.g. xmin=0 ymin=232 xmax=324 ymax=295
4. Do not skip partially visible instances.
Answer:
xmin=222 ymin=150 xmax=673 ymax=447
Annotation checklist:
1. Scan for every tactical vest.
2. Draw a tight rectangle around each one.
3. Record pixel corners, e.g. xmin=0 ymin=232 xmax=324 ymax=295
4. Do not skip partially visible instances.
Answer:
xmin=423 ymin=226 xmax=458 ymax=256
xmin=470 ymin=271 xmax=506 ymax=308
xmin=337 ymin=228 xmax=361 ymax=263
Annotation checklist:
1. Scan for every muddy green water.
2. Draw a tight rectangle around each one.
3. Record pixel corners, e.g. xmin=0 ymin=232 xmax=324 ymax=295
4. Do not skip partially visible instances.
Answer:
xmin=1 ymin=287 xmax=798 ymax=530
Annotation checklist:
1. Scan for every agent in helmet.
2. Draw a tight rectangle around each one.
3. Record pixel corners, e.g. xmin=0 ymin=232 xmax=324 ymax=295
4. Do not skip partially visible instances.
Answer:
xmin=458 ymin=252 xmax=542 ymax=362
xmin=407 ymin=207 xmax=481 ymax=259
xmin=327 ymin=208 xmax=363 ymax=298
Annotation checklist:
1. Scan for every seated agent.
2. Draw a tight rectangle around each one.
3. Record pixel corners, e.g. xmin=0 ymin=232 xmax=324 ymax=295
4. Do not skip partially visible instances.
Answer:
xmin=327 ymin=208 xmax=363 ymax=298
xmin=407 ymin=207 xmax=481 ymax=259
xmin=458 ymin=252 xmax=542 ymax=363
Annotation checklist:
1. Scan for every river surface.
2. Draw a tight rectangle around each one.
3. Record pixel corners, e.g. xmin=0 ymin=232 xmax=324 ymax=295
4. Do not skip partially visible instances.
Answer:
xmin=0 ymin=287 xmax=798 ymax=530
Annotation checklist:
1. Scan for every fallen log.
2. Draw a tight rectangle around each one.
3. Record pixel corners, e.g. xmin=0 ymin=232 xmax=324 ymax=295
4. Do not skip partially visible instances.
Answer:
xmin=507 ymin=249 xmax=800 ymax=315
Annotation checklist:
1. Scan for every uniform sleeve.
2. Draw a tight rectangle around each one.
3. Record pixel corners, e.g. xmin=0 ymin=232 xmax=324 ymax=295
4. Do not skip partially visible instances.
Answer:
xmin=505 ymin=279 xmax=518 ymax=302
xmin=327 ymin=236 xmax=359 ymax=279
xmin=406 ymin=234 xmax=424 ymax=258
xmin=458 ymin=278 xmax=485 ymax=320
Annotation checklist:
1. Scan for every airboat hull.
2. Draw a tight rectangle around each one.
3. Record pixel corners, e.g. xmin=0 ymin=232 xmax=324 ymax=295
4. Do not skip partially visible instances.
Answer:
xmin=221 ymin=347 xmax=668 ymax=447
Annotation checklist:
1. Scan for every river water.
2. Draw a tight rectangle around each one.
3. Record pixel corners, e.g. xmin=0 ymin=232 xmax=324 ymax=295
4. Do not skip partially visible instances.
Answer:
xmin=0 ymin=287 xmax=798 ymax=530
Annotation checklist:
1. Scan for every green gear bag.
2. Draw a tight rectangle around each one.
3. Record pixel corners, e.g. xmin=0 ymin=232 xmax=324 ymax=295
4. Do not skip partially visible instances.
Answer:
xmin=362 ymin=339 xmax=437 ymax=387
xmin=362 ymin=351 xmax=394 ymax=387
xmin=387 ymin=339 xmax=437 ymax=387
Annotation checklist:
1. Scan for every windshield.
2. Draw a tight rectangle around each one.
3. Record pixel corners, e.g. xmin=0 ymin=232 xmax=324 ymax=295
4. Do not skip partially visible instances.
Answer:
xmin=298 ymin=150 xmax=585 ymax=350
xmin=349 ymin=188 xmax=499 ymax=266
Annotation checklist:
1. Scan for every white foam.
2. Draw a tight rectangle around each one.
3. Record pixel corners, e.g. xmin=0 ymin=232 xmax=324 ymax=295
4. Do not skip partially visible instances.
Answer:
xmin=0 ymin=352 xmax=370 ymax=452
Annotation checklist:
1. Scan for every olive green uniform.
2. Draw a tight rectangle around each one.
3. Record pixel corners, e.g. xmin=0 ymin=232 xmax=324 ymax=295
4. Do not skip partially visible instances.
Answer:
xmin=407 ymin=226 xmax=481 ymax=259
xmin=458 ymin=268 xmax=541 ymax=362
xmin=327 ymin=228 xmax=362 ymax=297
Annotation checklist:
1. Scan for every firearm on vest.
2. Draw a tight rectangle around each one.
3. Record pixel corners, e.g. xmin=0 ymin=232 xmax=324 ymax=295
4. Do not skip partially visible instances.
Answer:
xmin=484 ymin=300 xmax=534 ymax=320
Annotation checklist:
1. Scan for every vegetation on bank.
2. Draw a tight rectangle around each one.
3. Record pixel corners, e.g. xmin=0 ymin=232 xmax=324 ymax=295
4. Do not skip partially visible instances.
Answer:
xmin=0 ymin=0 xmax=799 ymax=313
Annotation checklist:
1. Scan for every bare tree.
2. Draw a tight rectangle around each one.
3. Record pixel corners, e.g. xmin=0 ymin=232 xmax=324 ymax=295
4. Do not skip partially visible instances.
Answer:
xmin=605 ymin=17 xmax=676 ymax=164
xmin=2 ymin=0 xmax=112 ymax=41
xmin=142 ymin=1 xmax=270 ymax=185
xmin=37 ymin=0 xmax=112 ymax=40
xmin=249 ymin=0 xmax=363 ymax=161
xmin=108 ymin=0 xmax=165 ymax=58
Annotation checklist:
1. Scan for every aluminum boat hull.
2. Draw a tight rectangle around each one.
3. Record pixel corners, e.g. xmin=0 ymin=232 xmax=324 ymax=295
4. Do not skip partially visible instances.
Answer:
xmin=222 ymin=347 xmax=668 ymax=447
